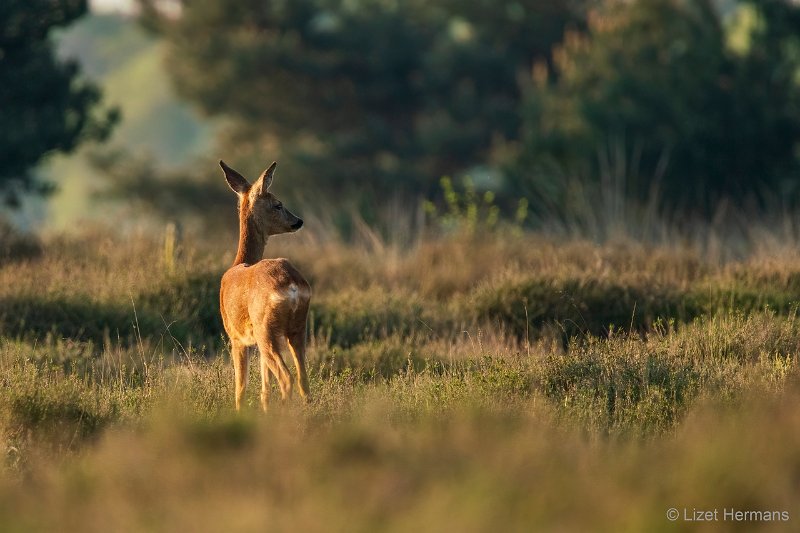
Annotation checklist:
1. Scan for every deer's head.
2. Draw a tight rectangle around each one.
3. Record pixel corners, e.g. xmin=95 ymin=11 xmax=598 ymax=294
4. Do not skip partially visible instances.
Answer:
xmin=220 ymin=160 xmax=304 ymax=236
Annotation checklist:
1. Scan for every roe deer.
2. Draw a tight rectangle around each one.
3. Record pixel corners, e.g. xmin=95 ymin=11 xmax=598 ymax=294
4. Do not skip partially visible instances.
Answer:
xmin=218 ymin=160 xmax=311 ymax=411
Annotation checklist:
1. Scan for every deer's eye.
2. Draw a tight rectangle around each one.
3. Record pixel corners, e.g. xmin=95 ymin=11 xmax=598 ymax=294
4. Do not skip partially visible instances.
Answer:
xmin=274 ymin=203 xmax=282 ymax=210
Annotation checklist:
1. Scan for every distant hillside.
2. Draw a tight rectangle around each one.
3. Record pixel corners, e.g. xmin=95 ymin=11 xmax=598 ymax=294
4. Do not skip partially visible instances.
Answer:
xmin=38 ymin=14 xmax=214 ymax=230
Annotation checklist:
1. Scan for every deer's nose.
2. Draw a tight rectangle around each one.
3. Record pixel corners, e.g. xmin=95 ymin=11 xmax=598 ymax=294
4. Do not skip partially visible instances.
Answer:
xmin=291 ymin=219 xmax=304 ymax=230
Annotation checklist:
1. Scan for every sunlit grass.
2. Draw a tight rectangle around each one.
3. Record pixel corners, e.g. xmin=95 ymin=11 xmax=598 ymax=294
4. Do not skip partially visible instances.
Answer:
xmin=1 ymin=227 xmax=799 ymax=530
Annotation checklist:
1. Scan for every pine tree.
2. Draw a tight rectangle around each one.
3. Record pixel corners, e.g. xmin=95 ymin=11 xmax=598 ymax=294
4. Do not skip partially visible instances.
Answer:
xmin=141 ymin=0 xmax=585 ymax=201
xmin=0 ymin=0 xmax=117 ymax=204
xmin=509 ymin=0 xmax=800 ymax=213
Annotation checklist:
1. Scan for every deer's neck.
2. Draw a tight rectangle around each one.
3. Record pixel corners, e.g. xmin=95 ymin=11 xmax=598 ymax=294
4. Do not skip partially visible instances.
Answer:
xmin=233 ymin=219 xmax=267 ymax=266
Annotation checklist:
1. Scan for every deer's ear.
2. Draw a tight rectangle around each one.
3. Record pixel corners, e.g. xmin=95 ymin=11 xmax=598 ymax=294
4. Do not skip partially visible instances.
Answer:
xmin=219 ymin=160 xmax=250 ymax=195
xmin=253 ymin=161 xmax=277 ymax=196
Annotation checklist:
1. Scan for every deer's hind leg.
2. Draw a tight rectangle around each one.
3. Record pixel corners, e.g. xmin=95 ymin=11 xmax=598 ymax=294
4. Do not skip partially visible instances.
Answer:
xmin=256 ymin=330 xmax=293 ymax=410
xmin=259 ymin=359 xmax=273 ymax=411
xmin=287 ymin=326 xmax=310 ymax=400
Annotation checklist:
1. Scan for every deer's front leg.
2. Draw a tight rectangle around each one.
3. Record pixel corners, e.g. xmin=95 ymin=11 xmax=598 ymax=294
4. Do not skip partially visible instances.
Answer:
xmin=231 ymin=340 xmax=249 ymax=411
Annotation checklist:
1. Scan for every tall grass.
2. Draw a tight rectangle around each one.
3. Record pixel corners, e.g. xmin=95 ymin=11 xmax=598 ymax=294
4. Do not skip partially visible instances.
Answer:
xmin=0 ymin=222 xmax=799 ymax=530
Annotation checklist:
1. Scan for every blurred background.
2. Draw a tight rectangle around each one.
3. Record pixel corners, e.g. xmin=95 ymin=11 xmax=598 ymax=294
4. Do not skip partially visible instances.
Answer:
xmin=4 ymin=6 xmax=800 ymax=528
xmin=3 ymin=0 xmax=800 ymax=239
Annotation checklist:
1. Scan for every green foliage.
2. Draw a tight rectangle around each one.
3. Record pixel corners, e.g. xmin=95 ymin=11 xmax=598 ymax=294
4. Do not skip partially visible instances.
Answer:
xmin=508 ymin=0 xmax=800 ymax=214
xmin=0 ymin=0 xmax=117 ymax=204
xmin=141 ymin=0 xmax=585 ymax=201
xmin=423 ymin=176 xmax=530 ymax=237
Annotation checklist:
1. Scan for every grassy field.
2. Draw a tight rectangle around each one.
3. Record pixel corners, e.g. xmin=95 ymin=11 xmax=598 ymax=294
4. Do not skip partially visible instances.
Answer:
xmin=1 ymin=220 xmax=799 ymax=531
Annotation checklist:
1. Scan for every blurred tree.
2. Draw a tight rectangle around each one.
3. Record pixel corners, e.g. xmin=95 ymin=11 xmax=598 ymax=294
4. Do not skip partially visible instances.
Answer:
xmin=89 ymin=148 xmax=233 ymax=232
xmin=0 ymin=0 xmax=118 ymax=205
xmin=507 ymin=0 xmax=800 ymax=215
xmin=138 ymin=0 xmax=586 ymax=203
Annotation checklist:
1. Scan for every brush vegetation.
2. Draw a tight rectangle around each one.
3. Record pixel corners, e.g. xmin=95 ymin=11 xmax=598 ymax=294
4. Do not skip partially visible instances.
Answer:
xmin=1 ymin=224 xmax=799 ymax=531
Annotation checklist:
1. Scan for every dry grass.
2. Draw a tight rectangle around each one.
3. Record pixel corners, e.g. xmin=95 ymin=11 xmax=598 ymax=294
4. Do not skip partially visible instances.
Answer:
xmin=0 ymin=224 xmax=799 ymax=531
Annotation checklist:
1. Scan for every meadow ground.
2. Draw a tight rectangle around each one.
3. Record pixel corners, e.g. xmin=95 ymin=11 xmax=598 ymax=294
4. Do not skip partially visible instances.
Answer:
xmin=1 ymin=220 xmax=799 ymax=531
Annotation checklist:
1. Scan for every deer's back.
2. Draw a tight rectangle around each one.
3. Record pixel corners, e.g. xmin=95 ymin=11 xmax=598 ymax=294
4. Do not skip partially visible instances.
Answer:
xmin=220 ymin=258 xmax=310 ymax=345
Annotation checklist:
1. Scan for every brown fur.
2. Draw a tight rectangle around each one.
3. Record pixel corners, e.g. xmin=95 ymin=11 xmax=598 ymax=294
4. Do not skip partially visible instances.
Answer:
xmin=218 ymin=160 xmax=311 ymax=411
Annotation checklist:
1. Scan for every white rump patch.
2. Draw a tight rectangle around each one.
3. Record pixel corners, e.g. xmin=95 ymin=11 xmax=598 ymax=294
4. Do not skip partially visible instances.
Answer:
xmin=287 ymin=283 xmax=299 ymax=311
xmin=268 ymin=282 xmax=305 ymax=312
